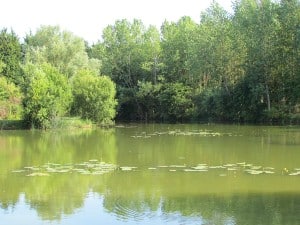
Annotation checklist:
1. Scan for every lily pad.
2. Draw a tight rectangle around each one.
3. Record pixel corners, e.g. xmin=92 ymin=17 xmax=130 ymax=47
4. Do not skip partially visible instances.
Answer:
xmin=264 ymin=171 xmax=275 ymax=174
xmin=224 ymin=164 xmax=236 ymax=167
xmin=263 ymin=167 xmax=275 ymax=170
xmin=184 ymin=169 xmax=208 ymax=172
xmin=227 ymin=168 xmax=238 ymax=171
xmin=245 ymin=170 xmax=264 ymax=175
xmin=289 ymin=171 xmax=300 ymax=176
xmin=209 ymin=166 xmax=225 ymax=169
xmin=12 ymin=170 xmax=26 ymax=173
xmin=251 ymin=166 xmax=262 ymax=170
xmin=120 ymin=166 xmax=137 ymax=171
xmin=169 ymin=165 xmax=186 ymax=168
xmin=26 ymin=172 xmax=50 ymax=177
xmin=192 ymin=165 xmax=208 ymax=170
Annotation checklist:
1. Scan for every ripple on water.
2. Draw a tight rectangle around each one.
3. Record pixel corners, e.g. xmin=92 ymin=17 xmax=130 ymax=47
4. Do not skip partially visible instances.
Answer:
xmin=112 ymin=200 xmax=157 ymax=222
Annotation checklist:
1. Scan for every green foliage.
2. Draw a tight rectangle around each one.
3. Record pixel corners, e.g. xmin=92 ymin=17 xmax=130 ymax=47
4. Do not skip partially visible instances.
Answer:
xmin=96 ymin=20 xmax=161 ymax=120
xmin=71 ymin=70 xmax=117 ymax=124
xmin=158 ymin=83 xmax=194 ymax=122
xmin=50 ymin=117 xmax=94 ymax=129
xmin=0 ymin=76 xmax=23 ymax=119
xmin=24 ymin=25 xmax=101 ymax=78
xmin=85 ymin=1 xmax=300 ymax=123
xmin=161 ymin=17 xmax=198 ymax=83
xmin=22 ymin=63 xmax=72 ymax=129
xmin=0 ymin=29 xmax=23 ymax=84
xmin=2 ymin=1 xmax=300 ymax=124
xmin=136 ymin=81 xmax=161 ymax=121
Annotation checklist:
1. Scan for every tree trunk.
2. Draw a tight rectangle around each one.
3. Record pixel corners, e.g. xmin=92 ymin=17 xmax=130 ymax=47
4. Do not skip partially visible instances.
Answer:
xmin=265 ymin=83 xmax=271 ymax=111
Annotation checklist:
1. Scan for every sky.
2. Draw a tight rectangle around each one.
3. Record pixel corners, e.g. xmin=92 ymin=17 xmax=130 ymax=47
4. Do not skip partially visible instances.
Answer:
xmin=1 ymin=0 xmax=233 ymax=43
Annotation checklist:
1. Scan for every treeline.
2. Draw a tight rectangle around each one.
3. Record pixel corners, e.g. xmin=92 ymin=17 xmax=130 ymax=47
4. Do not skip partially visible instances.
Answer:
xmin=90 ymin=0 xmax=300 ymax=123
xmin=1 ymin=0 xmax=300 ymax=126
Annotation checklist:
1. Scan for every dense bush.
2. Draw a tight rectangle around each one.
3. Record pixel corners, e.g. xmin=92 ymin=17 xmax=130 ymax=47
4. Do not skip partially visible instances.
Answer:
xmin=22 ymin=63 xmax=72 ymax=129
xmin=71 ymin=70 xmax=117 ymax=124
xmin=0 ymin=76 xmax=23 ymax=119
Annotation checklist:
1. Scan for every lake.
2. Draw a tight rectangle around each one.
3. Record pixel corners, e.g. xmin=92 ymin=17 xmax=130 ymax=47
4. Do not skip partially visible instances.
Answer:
xmin=1 ymin=124 xmax=300 ymax=225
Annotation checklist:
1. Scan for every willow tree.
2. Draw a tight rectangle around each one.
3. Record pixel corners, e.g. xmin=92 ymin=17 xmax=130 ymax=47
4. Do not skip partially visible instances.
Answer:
xmin=24 ymin=25 xmax=101 ymax=78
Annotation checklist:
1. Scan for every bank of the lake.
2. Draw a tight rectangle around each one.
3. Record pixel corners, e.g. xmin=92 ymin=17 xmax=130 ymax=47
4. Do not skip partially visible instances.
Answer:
xmin=0 ymin=117 xmax=97 ymax=130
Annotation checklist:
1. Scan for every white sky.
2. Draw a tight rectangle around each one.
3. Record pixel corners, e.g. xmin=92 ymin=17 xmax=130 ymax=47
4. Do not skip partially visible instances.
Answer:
xmin=1 ymin=0 xmax=233 ymax=43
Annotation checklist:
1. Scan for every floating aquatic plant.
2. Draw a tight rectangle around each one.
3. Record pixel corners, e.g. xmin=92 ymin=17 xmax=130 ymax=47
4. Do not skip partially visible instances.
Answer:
xmin=120 ymin=166 xmax=137 ymax=171
xmin=12 ymin=160 xmax=300 ymax=178
xmin=13 ymin=160 xmax=117 ymax=176
xmin=289 ymin=171 xmax=300 ymax=176
xmin=191 ymin=165 xmax=208 ymax=170
xmin=245 ymin=170 xmax=264 ymax=175
xmin=130 ymin=129 xmax=241 ymax=139
xmin=26 ymin=172 xmax=50 ymax=177
xmin=184 ymin=169 xmax=208 ymax=172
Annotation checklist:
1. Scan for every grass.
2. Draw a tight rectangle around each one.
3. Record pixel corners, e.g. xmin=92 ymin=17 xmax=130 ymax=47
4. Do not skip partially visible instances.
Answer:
xmin=0 ymin=120 xmax=25 ymax=130
xmin=0 ymin=117 xmax=95 ymax=130
xmin=51 ymin=117 xmax=94 ymax=129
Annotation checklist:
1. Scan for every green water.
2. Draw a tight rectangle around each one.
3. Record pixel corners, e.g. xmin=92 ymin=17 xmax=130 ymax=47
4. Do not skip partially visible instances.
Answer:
xmin=0 ymin=124 xmax=300 ymax=225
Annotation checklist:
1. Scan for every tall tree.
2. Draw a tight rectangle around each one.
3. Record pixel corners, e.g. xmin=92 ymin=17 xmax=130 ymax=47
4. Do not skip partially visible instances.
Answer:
xmin=97 ymin=19 xmax=161 ymax=120
xmin=232 ymin=0 xmax=280 ymax=121
xmin=24 ymin=25 xmax=101 ymax=78
xmin=0 ymin=29 xmax=23 ymax=84
xmin=161 ymin=16 xmax=198 ymax=84
xmin=275 ymin=0 xmax=300 ymax=113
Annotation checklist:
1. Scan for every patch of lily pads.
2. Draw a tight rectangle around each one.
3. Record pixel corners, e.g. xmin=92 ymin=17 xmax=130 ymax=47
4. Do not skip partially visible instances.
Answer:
xmin=130 ymin=129 xmax=242 ymax=139
xmin=12 ymin=159 xmax=117 ymax=177
xmin=12 ymin=160 xmax=300 ymax=177
xmin=145 ymin=162 xmax=300 ymax=177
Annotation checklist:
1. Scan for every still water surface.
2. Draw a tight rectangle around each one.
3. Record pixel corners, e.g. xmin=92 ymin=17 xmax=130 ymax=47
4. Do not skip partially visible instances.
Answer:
xmin=0 ymin=124 xmax=300 ymax=225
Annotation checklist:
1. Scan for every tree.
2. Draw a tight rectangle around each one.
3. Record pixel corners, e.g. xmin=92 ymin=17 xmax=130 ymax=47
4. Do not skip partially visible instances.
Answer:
xmin=24 ymin=25 xmax=101 ymax=78
xmin=136 ymin=81 xmax=161 ymax=121
xmin=158 ymin=82 xmax=194 ymax=122
xmin=22 ymin=63 xmax=72 ymax=129
xmin=71 ymin=70 xmax=117 ymax=124
xmin=0 ymin=76 xmax=23 ymax=120
xmin=274 ymin=0 xmax=300 ymax=114
xmin=0 ymin=29 xmax=23 ymax=84
xmin=97 ymin=19 xmax=161 ymax=120
xmin=232 ymin=0 xmax=281 ymax=121
xmin=193 ymin=2 xmax=247 ymax=121
xmin=161 ymin=16 xmax=198 ymax=84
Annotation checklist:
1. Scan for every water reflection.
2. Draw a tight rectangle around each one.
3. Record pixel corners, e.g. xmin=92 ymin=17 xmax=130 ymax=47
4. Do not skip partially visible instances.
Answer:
xmin=0 ymin=125 xmax=300 ymax=224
